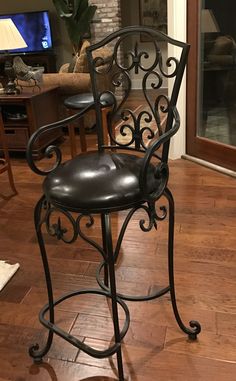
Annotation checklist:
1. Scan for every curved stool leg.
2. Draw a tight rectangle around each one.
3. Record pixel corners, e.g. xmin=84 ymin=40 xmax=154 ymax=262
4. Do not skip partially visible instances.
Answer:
xmin=165 ymin=188 xmax=201 ymax=340
xmin=101 ymin=214 xmax=109 ymax=288
xmin=103 ymin=213 xmax=125 ymax=381
xmin=29 ymin=196 xmax=54 ymax=362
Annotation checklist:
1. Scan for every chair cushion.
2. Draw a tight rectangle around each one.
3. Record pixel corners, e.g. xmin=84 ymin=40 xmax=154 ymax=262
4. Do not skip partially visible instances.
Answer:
xmin=43 ymin=152 xmax=161 ymax=212
xmin=64 ymin=92 xmax=113 ymax=110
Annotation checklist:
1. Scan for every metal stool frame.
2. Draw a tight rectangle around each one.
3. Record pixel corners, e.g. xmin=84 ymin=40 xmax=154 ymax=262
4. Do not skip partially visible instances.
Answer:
xmin=26 ymin=26 xmax=201 ymax=380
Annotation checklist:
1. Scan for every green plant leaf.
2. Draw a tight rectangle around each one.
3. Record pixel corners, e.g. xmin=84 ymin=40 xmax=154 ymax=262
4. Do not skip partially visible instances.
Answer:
xmin=73 ymin=0 xmax=88 ymax=19
xmin=52 ymin=0 xmax=71 ymax=18
xmin=52 ymin=0 xmax=97 ymax=52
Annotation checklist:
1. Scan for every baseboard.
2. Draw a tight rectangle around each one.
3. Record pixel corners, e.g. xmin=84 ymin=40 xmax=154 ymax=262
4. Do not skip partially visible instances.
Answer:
xmin=182 ymin=154 xmax=236 ymax=178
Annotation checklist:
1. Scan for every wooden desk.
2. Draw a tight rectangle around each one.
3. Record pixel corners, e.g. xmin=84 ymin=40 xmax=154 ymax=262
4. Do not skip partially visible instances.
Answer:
xmin=0 ymin=86 xmax=62 ymax=158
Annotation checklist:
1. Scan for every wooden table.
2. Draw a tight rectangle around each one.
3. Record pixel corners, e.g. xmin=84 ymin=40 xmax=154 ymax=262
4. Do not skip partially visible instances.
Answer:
xmin=0 ymin=86 xmax=62 ymax=158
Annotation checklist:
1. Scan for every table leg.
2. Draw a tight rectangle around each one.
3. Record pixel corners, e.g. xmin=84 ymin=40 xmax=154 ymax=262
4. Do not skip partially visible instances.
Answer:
xmin=0 ymin=112 xmax=17 ymax=195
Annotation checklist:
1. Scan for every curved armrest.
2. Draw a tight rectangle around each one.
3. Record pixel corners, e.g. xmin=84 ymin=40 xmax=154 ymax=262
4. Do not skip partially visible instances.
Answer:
xmin=139 ymin=106 xmax=180 ymax=200
xmin=26 ymin=103 xmax=95 ymax=176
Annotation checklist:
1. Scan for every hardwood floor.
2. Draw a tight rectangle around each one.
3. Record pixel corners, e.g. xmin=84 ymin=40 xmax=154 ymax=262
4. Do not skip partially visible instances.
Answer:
xmin=0 ymin=133 xmax=236 ymax=381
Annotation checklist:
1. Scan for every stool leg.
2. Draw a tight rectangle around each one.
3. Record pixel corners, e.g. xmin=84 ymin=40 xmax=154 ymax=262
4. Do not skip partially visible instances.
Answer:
xmin=103 ymin=213 xmax=125 ymax=381
xmin=101 ymin=107 xmax=109 ymax=146
xmin=101 ymin=214 xmax=109 ymax=287
xmin=79 ymin=116 xmax=87 ymax=153
xmin=165 ymin=188 xmax=201 ymax=340
xmin=101 ymin=107 xmax=113 ymax=146
xmin=67 ymin=109 xmax=77 ymax=158
xmin=67 ymin=110 xmax=87 ymax=158
xmin=29 ymin=196 xmax=54 ymax=362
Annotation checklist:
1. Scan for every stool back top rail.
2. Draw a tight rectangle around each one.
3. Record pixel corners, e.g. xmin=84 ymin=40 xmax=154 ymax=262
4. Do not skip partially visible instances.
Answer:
xmin=26 ymin=26 xmax=201 ymax=381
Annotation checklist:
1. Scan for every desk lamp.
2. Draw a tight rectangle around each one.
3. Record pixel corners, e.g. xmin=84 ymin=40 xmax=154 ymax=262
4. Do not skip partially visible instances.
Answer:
xmin=0 ymin=18 xmax=27 ymax=94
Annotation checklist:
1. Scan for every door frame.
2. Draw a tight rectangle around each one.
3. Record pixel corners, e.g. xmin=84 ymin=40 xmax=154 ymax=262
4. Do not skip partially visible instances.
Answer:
xmin=186 ymin=1 xmax=236 ymax=171
xmin=168 ymin=0 xmax=187 ymax=159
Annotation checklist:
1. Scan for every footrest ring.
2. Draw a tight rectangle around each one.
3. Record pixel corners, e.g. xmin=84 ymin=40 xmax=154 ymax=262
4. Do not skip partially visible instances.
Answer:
xmin=39 ymin=288 xmax=130 ymax=359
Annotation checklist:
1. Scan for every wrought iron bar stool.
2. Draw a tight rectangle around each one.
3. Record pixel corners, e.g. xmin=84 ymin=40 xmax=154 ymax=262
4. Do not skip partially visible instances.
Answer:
xmin=26 ymin=26 xmax=201 ymax=380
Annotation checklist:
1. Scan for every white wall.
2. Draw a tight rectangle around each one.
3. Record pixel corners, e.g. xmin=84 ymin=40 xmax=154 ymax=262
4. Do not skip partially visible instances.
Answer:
xmin=168 ymin=0 xmax=187 ymax=159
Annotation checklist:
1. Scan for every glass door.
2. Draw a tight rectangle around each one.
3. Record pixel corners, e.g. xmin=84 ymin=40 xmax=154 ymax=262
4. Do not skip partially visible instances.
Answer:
xmin=187 ymin=0 xmax=236 ymax=171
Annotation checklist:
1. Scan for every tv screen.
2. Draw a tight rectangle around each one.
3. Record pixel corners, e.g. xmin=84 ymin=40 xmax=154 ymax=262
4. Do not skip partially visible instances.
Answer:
xmin=0 ymin=10 xmax=53 ymax=53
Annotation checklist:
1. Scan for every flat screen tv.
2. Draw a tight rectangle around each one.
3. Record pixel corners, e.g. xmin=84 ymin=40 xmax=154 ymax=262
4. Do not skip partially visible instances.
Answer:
xmin=0 ymin=10 xmax=53 ymax=54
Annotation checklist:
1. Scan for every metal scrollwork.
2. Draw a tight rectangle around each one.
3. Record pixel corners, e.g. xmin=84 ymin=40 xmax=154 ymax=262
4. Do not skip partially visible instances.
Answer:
xmin=155 ymin=94 xmax=169 ymax=115
xmin=45 ymin=207 xmax=77 ymax=244
xmin=26 ymin=103 xmax=95 ymax=177
xmin=137 ymin=110 xmax=155 ymax=149
xmin=44 ymin=145 xmax=62 ymax=168
xmin=159 ymin=56 xmax=179 ymax=78
xmin=27 ymin=140 xmax=63 ymax=177
xmin=152 ymin=95 xmax=170 ymax=136
xmin=143 ymin=70 xmax=163 ymax=92
xmin=127 ymin=42 xmax=149 ymax=74
xmin=113 ymin=36 xmax=160 ymax=74
xmin=112 ymin=69 xmax=131 ymax=97
xmin=114 ymin=202 xmax=167 ymax=261
xmin=42 ymin=205 xmax=106 ymax=257
xmin=100 ymin=35 xmax=176 ymax=152
xmin=110 ymin=108 xmax=155 ymax=149
xmin=139 ymin=201 xmax=167 ymax=232
xmin=92 ymin=51 xmax=115 ymax=75
xmin=139 ymin=204 xmax=157 ymax=232
xmin=76 ymin=214 xmax=106 ymax=259
xmin=112 ymin=109 xmax=135 ymax=147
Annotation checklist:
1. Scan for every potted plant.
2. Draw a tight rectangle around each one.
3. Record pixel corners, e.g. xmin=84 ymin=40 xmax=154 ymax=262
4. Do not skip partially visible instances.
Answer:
xmin=52 ymin=0 xmax=97 ymax=54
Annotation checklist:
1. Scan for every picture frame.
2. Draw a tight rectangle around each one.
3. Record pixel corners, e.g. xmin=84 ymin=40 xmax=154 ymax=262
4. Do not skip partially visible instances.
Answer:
xmin=139 ymin=0 xmax=167 ymax=40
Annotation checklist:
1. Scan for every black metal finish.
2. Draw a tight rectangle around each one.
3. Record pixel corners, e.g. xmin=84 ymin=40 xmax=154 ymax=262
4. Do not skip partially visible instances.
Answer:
xmin=26 ymin=26 xmax=201 ymax=380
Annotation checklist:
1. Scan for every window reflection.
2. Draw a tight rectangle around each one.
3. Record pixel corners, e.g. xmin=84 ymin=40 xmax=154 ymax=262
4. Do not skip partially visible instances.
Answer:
xmin=199 ymin=1 xmax=236 ymax=146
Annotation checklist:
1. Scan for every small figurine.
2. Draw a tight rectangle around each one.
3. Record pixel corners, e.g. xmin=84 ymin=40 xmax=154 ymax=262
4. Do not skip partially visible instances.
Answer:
xmin=13 ymin=56 xmax=44 ymax=90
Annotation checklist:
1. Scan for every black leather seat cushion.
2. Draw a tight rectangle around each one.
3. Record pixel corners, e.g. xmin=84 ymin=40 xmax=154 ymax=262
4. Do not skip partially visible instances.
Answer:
xmin=64 ymin=92 xmax=113 ymax=110
xmin=43 ymin=152 xmax=162 ymax=213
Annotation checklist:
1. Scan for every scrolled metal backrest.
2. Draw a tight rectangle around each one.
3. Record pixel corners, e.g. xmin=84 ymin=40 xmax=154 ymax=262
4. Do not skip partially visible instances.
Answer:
xmin=86 ymin=26 xmax=189 ymax=161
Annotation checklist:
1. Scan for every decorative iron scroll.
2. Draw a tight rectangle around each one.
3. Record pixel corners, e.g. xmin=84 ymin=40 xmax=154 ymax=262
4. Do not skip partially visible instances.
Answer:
xmin=26 ymin=103 xmax=95 ymax=176
xmin=38 ymin=201 xmax=106 ymax=260
xmin=37 ymin=197 xmax=167 ymax=266
xmin=114 ymin=201 xmax=167 ymax=262
xmin=90 ymin=32 xmax=178 ymax=151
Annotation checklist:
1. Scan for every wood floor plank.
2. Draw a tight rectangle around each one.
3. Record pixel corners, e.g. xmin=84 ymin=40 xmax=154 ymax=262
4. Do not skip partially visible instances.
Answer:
xmin=76 ymin=339 xmax=236 ymax=381
xmin=165 ymin=327 xmax=236 ymax=363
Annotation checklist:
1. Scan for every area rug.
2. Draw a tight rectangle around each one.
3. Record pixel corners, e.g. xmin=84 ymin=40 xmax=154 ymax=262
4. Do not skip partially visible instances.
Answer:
xmin=0 ymin=260 xmax=20 ymax=291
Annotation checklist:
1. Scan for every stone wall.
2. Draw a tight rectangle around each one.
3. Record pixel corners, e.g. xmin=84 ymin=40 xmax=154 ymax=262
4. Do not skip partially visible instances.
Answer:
xmin=91 ymin=0 xmax=122 ymax=43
